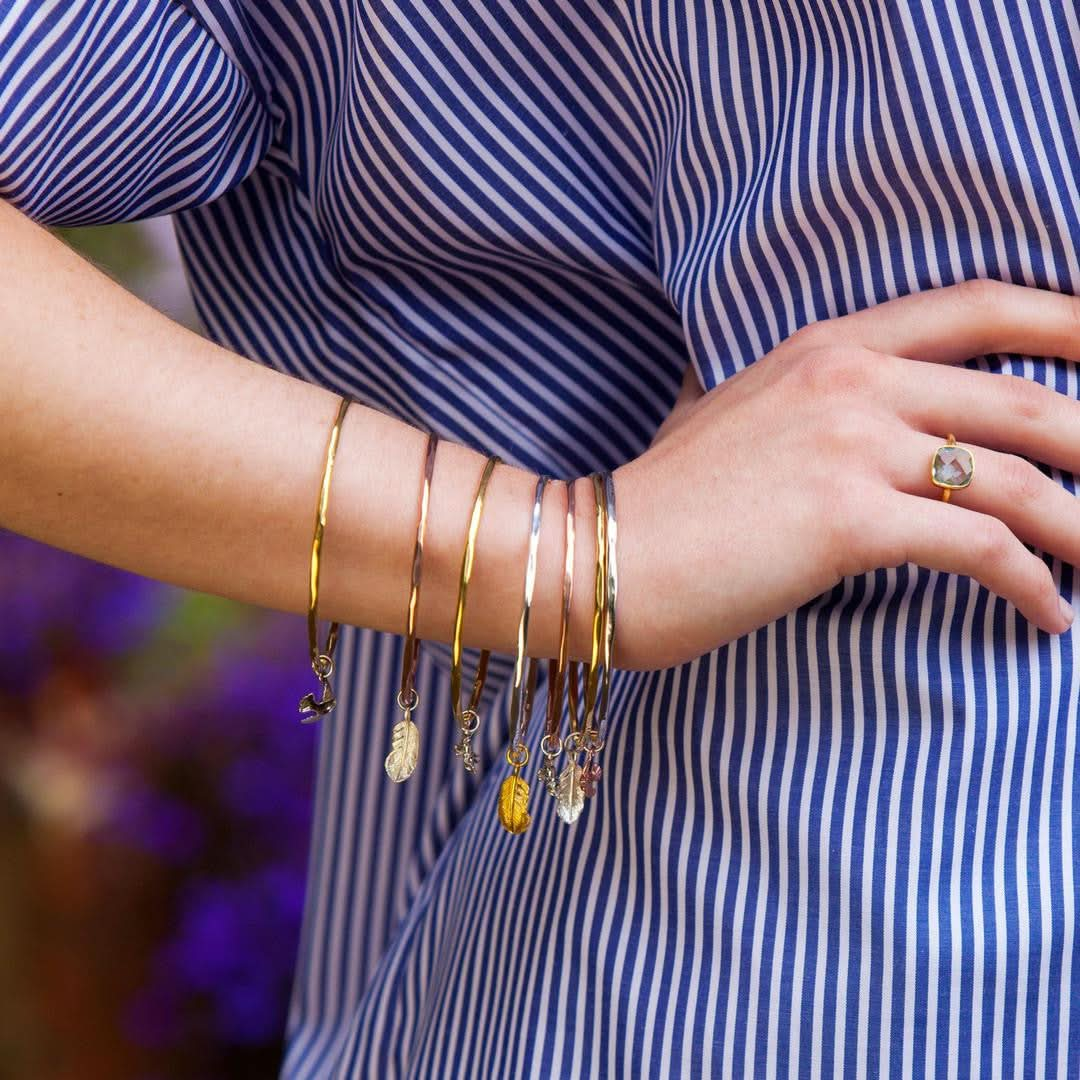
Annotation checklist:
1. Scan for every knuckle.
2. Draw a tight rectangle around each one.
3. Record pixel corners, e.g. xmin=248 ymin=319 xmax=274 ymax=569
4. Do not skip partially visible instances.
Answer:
xmin=1020 ymin=557 xmax=1057 ymax=615
xmin=973 ymin=516 xmax=1013 ymax=569
xmin=951 ymin=278 xmax=1007 ymax=355
xmin=786 ymin=319 xmax=833 ymax=352
xmin=1064 ymin=292 xmax=1080 ymax=341
xmin=820 ymin=401 xmax=874 ymax=457
xmin=1000 ymin=372 xmax=1049 ymax=422
xmin=952 ymin=276 xmax=1008 ymax=313
xmin=1001 ymin=453 xmax=1044 ymax=507
xmin=792 ymin=343 xmax=874 ymax=397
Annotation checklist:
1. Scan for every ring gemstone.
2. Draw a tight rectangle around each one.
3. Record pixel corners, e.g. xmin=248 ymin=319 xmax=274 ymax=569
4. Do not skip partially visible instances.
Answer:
xmin=931 ymin=444 xmax=974 ymax=489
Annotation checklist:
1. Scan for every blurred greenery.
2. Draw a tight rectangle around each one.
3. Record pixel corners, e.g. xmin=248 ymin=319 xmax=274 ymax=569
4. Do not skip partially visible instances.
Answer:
xmin=51 ymin=222 xmax=155 ymax=281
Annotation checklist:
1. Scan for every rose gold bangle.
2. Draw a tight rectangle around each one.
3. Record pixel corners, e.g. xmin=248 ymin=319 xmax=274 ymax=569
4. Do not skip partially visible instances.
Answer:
xmin=538 ymin=479 xmax=575 ymax=798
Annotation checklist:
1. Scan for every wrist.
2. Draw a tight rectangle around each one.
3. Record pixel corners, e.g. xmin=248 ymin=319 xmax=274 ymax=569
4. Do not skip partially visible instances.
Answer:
xmin=605 ymin=457 xmax=657 ymax=671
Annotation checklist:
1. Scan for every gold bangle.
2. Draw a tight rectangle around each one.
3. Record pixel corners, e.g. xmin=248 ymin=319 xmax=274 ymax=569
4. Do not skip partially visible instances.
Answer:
xmin=582 ymin=470 xmax=618 ymax=798
xmin=450 ymin=454 xmax=500 ymax=773
xmin=298 ymin=394 xmax=353 ymax=722
xmin=538 ymin=479 xmax=575 ymax=798
xmin=384 ymin=430 xmax=439 ymax=782
xmin=498 ymin=474 xmax=550 ymax=835
xmin=583 ymin=471 xmax=608 ymax=730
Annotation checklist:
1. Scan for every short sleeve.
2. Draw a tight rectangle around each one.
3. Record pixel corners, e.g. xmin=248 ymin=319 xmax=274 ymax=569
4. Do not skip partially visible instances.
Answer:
xmin=0 ymin=0 xmax=273 ymax=226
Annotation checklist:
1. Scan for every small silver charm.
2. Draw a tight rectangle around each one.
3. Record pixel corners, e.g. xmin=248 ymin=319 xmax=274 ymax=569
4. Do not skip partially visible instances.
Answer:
xmin=453 ymin=735 xmax=478 ymax=773
xmin=453 ymin=707 xmax=480 ymax=773
xmin=537 ymin=760 xmax=558 ymax=795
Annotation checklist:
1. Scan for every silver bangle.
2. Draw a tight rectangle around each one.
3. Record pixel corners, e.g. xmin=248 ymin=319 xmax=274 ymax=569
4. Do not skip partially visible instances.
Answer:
xmin=507 ymin=474 xmax=550 ymax=753
xmin=595 ymin=469 xmax=618 ymax=745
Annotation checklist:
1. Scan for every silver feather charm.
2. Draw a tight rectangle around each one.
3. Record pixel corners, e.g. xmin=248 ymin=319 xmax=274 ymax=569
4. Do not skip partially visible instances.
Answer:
xmin=384 ymin=718 xmax=420 ymax=782
xmin=555 ymin=761 xmax=585 ymax=824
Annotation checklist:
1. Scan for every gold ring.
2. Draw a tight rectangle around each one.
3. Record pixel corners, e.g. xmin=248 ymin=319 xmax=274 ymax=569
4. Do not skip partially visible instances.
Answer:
xmin=930 ymin=433 xmax=975 ymax=503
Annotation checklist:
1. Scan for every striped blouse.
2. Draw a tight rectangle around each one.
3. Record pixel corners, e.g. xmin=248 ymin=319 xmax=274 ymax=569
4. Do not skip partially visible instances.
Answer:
xmin=3 ymin=1 xmax=1078 ymax=1076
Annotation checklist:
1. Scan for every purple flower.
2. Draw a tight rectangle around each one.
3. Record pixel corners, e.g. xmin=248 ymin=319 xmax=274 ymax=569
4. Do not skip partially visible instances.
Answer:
xmin=108 ymin=779 xmax=206 ymax=864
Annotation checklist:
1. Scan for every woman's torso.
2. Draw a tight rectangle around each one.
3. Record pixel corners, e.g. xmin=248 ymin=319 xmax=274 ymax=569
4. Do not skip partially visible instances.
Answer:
xmin=172 ymin=3 xmax=1080 ymax=1077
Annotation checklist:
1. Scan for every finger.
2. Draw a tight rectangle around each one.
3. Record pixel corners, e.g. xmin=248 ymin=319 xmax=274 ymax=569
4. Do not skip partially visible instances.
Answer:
xmin=795 ymin=279 xmax=1080 ymax=366
xmin=888 ymin=429 xmax=1080 ymax=576
xmin=875 ymin=493 xmax=1072 ymax=635
xmin=879 ymin=355 xmax=1080 ymax=477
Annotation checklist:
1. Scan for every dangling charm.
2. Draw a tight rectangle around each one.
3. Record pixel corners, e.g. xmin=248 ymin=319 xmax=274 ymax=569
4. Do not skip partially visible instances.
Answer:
xmin=580 ymin=744 xmax=603 ymax=799
xmin=299 ymin=653 xmax=338 ymax=722
xmin=453 ymin=707 xmax=481 ymax=773
xmin=385 ymin=689 xmax=421 ymax=782
xmin=498 ymin=745 xmax=532 ymax=834
xmin=555 ymin=762 xmax=585 ymax=823
xmin=537 ymin=731 xmax=562 ymax=796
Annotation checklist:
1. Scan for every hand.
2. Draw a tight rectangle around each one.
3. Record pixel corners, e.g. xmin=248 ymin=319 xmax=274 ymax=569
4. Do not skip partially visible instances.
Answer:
xmin=614 ymin=280 xmax=1080 ymax=670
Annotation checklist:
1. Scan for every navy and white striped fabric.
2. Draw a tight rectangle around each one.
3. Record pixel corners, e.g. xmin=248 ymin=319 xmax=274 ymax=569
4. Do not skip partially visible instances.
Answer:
xmin=3 ymin=1 xmax=1079 ymax=1075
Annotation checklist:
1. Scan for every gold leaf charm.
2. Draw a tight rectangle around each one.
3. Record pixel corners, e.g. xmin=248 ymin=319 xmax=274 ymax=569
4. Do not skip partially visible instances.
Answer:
xmin=555 ymin=762 xmax=585 ymax=824
xmin=498 ymin=773 xmax=532 ymax=834
xmin=384 ymin=719 xmax=420 ymax=782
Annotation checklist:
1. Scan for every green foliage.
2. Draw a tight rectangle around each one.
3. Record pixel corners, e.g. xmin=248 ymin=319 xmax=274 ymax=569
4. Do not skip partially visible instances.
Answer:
xmin=50 ymin=222 xmax=156 ymax=284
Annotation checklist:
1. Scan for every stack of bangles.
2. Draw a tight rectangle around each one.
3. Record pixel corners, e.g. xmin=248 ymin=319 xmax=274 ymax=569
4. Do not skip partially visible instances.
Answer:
xmin=297 ymin=394 xmax=619 ymax=835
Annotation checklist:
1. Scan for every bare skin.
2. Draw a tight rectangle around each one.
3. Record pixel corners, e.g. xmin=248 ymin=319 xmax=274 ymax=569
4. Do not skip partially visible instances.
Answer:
xmin=2 ymin=197 xmax=1078 ymax=671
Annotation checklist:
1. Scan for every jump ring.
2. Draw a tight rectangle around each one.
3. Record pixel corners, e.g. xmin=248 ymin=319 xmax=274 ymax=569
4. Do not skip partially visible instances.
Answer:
xmin=540 ymin=733 xmax=562 ymax=757
xmin=460 ymin=708 xmax=480 ymax=736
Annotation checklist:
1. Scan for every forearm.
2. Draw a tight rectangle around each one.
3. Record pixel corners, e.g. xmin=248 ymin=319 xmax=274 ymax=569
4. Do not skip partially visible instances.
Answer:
xmin=0 ymin=199 xmax=599 ymax=663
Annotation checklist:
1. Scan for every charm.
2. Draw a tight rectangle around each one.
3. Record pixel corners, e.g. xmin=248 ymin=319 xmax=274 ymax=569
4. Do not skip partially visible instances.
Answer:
xmin=454 ymin=708 xmax=480 ymax=773
xmin=384 ymin=718 xmax=420 ymax=782
xmin=299 ymin=653 xmax=337 ymax=722
xmin=537 ymin=759 xmax=558 ymax=796
xmin=298 ymin=687 xmax=336 ymax=722
xmin=453 ymin=735 xmax=478 ymax=773
xmin=498 ymin=771 xmax=532 ymax=834
xmin=538 ymin=732 xmax=562 ymax=797
xmin=555 ymin=761 xmax=585 ymax=824
xmin=581 ymin=755 xmax=603 ymax=799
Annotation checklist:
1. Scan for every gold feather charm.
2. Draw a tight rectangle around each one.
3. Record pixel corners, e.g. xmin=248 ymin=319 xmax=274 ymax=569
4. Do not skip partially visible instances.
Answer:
xmin=555 ymin=761 xmax=585 ymax=824
xmin=498 ymin=772 xmax=532 ymax=834
xmin=384 ymin=718 xmax=420 ymax=783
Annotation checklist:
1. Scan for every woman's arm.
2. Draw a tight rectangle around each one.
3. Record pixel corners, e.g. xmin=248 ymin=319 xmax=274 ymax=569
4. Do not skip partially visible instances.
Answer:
xmin=8 ymin=196 xmax=1080 ymax=674
xmin=0 ymin=198 xmax=596 ymax=664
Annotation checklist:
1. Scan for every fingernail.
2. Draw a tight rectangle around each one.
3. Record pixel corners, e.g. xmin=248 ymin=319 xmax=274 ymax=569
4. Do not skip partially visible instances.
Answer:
xmin=1060 ymin=596 xmax=1075 ymax=630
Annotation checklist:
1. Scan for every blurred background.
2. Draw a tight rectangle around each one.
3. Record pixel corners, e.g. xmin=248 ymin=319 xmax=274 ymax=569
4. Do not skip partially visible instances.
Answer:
xmin=0 ymin=220 xmax=316 ymax=1078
